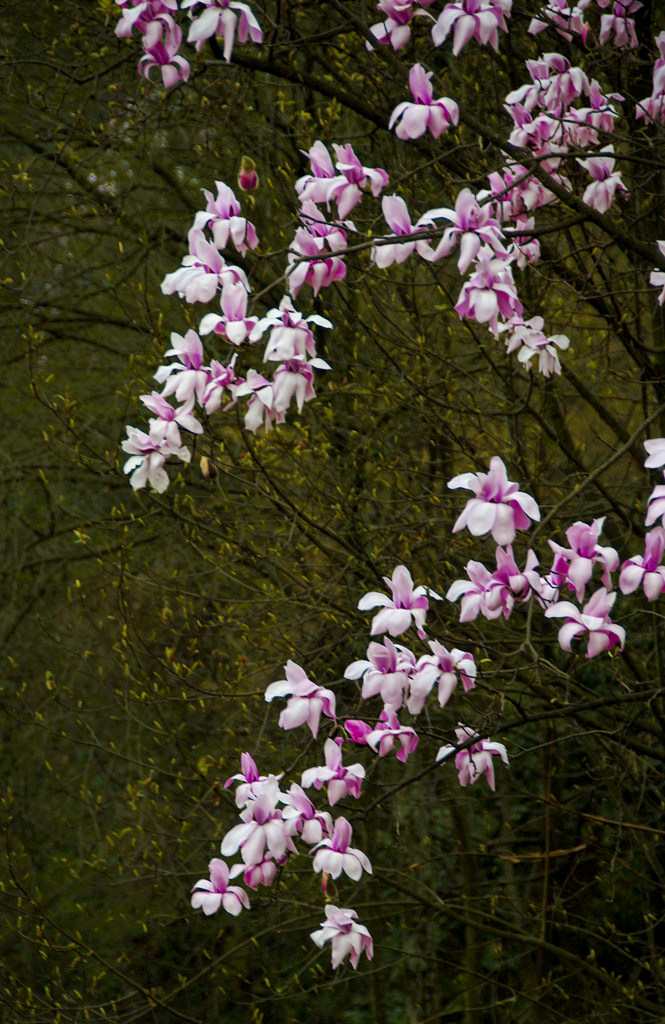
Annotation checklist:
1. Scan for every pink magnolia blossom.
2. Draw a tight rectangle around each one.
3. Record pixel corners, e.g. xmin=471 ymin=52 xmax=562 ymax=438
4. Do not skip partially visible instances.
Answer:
xmin=447 ymin=547 xmax=541 ymax=621
xmin=137 ymin=13 xmax=190 ymax=88
xmin=454 ymin=248 xmax=522 ymax=335
xmin=371 ymin=195 xmax=419 ymax=268
xmin=154 ymin=329 xmax=211 ymax=406
xmin=115 ymin=0 xmax=179 ymax=38
xmin=432 ymin=0 xmax=512 ymax=55
xmin=501 ymin=315 xmax=569 ymax=376
xmin=545 ymin=587 xmax=625 ymax=658
xmin=408 ymin=642 xmax=476 ymax=714
xmin=644 ymin=436 xmax=665 ymax=468
xmin=221 ymin=778 xmax=295 ymax=867
xmin=189 ymin=181 xmax=258 ymax=255
xmin=636 ymin=32 xmax=665 ymax=123
xmin=199 ymin=281 xmax=258 ymax=345
xmin=547 ymin=517 xmax=619 ymax=601
xmin=281 ymin=784 xmax=332 ymax=845
xmin=528 ymin=0 xmax=590 ymax=41
xmin=417 ymin=188 xmax=506 ymax=271
xmin=271 ymin=357 xmax=330 ymax=416
xmin=437 ymin=725 xmax=509 ymax=790
xmin=251 ymin=297 xmax=332 ymax=361
xmin=330 ymin=144 xmax=389 ymax=219
xmin=310 ymin=905 xmax=373 ymax=970
xmin=140 ymin=392 xmax=202 ymax=447
xmin=448 ymin=456 xmax=540 ymax=545
xmin=182 ymin=0 xmax=263 ymax=61
xmin=619 ymin=528 xmax=665 ymax=601
xmin=301 ymin=738 xmax=365 ymax=806
xmin=344 ymin=719 xmax=373 ymax=744
xmin=344 ymin=638 xmax=416 ymax=711
xmin=578 ymin=148 xmax=628 ymax=214
xmin=202 ymin=355 xmax=239 ymax=414
xmin=645 ymin=483 xmax=665 ymax=528
xmin=312 ymin=817 xmax=372 ymax=881
xmin=224 ymin=752 xmax=283 ymax=808
xmin=358 ymin=564 xmax=441 ymax=639
xmin=243 ymin=856 xmax=278 ymax=890
xmin=235 ymin=368 xmax=274 ymax=431
xmin=598 ymin=0 xmax=641 ymax=48
xmin=365 ymin=709 xmax=419 ymax=762
xmin=162 ymin=229 xmax=248 ymax=303
xmin=287 ymin=203 xmax=348 ymax=297
xmin=389 ymin=64 xmax=459 ymax=140
xmin=122 ymin=421 xmax=191 ymax=492
xmin=265 ymin=660 xmax=336 ymax=737
xmin=369 ymin=0 xmax=436 ymax=51
xmin=191 ymin=858 xmax=249 ymax=916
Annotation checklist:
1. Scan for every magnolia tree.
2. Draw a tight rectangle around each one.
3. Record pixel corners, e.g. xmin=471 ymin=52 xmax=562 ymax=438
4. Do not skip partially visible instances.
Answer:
xmin=107 ymin=0 xmax=665 ymax=1016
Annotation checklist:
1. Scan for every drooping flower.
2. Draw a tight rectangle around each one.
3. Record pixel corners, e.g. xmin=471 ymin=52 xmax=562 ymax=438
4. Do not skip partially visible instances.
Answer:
xmin=344 ymin=638 xmax=416 ymax=711
xmin=448 ymin=456 xmax=540 ymax=545
xmin=191 ymin=858 xmax=249 ymax=916
xmin=545 ymin=587 xmax=625 ymax=658
xmin=265 ymin=660 xmax=336 ymax=737
xmin=547 ymin=517 xmax=619 ymax=601
xmin=432 ymin=0 xmax=512 ymax=55
xmin=364 ymin=709 xmax=419 ymax=762
xmin=310 ymin=905 xmax=373 ymax=970
xmin=358 ymin=564 xmax=441 ymax=639
xmin=182 ymin=0 xmax=263 ymax=61
xmin=408 ymin=642 xmax=476 ymax=714
xmin=311 ymin=817 xmax=372 ymax=881
xmin=619 ymin=528 xmax=665 ymax=601
xmin=300 ymin=738 xmax=365 ymax=806
xmin=437 ymin=725 xmax=509 ymax=790
xmin=389 ymin=64 xmax=459 ymax=140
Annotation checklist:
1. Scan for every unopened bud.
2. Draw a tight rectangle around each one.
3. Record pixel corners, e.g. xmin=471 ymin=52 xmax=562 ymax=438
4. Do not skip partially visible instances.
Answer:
xmin=200 ymin=456 xmax=217 ymax=480
xmin=238 ymin=156 xmax=258 ymax=191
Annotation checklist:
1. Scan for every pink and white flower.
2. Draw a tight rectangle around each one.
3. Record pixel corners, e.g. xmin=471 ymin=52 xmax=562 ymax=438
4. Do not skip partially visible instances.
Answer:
xmin=358 ymin=564 xmax=441 ymax=639
xmin=545 ymin=586 xmax=625 ymax=658
xmin=389 ymin=64 xmax=459 ymax=140
xmin=191 ymin=858 xmax=249 ymax=916
xmin=312 ymin=817 xmax=372 ymax=881
xmin=437 ymin=725 xmax=509 ymax=790
xmin=265 ymin=660 xmax=336 ymax=737
xmin=448 ymin=456 xmax=540 ymax=545
xmin=310 ymin=905 xmax=373 ymax=970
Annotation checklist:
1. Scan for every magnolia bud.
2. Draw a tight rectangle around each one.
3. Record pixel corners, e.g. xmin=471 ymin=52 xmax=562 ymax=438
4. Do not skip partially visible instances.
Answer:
xmin=200 ymin=456 xmax=217 ymax=480
xmin=238 ymin=156 xmax=258 ymax=191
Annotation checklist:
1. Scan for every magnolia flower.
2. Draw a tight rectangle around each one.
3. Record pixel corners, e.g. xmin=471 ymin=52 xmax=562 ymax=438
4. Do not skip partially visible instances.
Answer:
xmin=221 ymin=778 xmax=295 ymax=867
xmin=448 ymin=456 xmax=540 ymax=545
xmin=311 ymin=817 xmax=372 ymax=881
xmin=140 ymin=392 xmax=202 ymax=447
xmin=644 ymin=436 xmax=665 ymax=468
xmin=189 ymin=180 xmax=258 ymax=254
xmin=265 ymin=660 xmax=336 ymax=737
xmin=369 ymin=0 xmax=435 ymax=51
xmin=191 ymin=858 xmax=249 ymax=916
xmin=547 ymin=517 xmax=618 ymax=601
xmin=619 ymin=528 xmax=665 ymax=601
xmin=417 ymin=188 xmax=506 ymax=271
xmin=432 ymin=0 xmax=512 ymax=55
xmin=251 ymin=296 xmax=332 ymax=361
xmin=310 ymin=905 xmax=373 ymax=970
xmin=122 ymin=421 xmax=191 ymax=492
xmin=358 ymin=564 xmax=441 ymax=639
xmin=437 ymin=725 xmax=509 ymax=790
xmin=183 ymin=0 xmax=263 ymax=61
xmin=545 ymin=587 xmax=625 ymax=658
xmin=454 ymin=248 xmax=522 ymax=335
xmin=138 ymin=14 xmax=190 ymax=88
xmin=365 ymin=709 xmax=419 ymax=762
xmin=199 ymin=280 xmax=258 ymax=345
xmin=300 ymin=738 xmax=365 ymax=806
xmin=389 ymin=64 xmax=459 ymax=140
xmin=408 ymin=642 xmax=476 ymax=714
xmin=155 ymin=329 xmax=211 ymax=406
xmin=371 ymin=194 xmax=420 ymax=268
xmin=281 ymin=784 xmax=332 ymax=845
xmin=344 ymin=638 xmax=416 ymax=711
xmin=578 ymin=148 xmax=628 ymax=214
